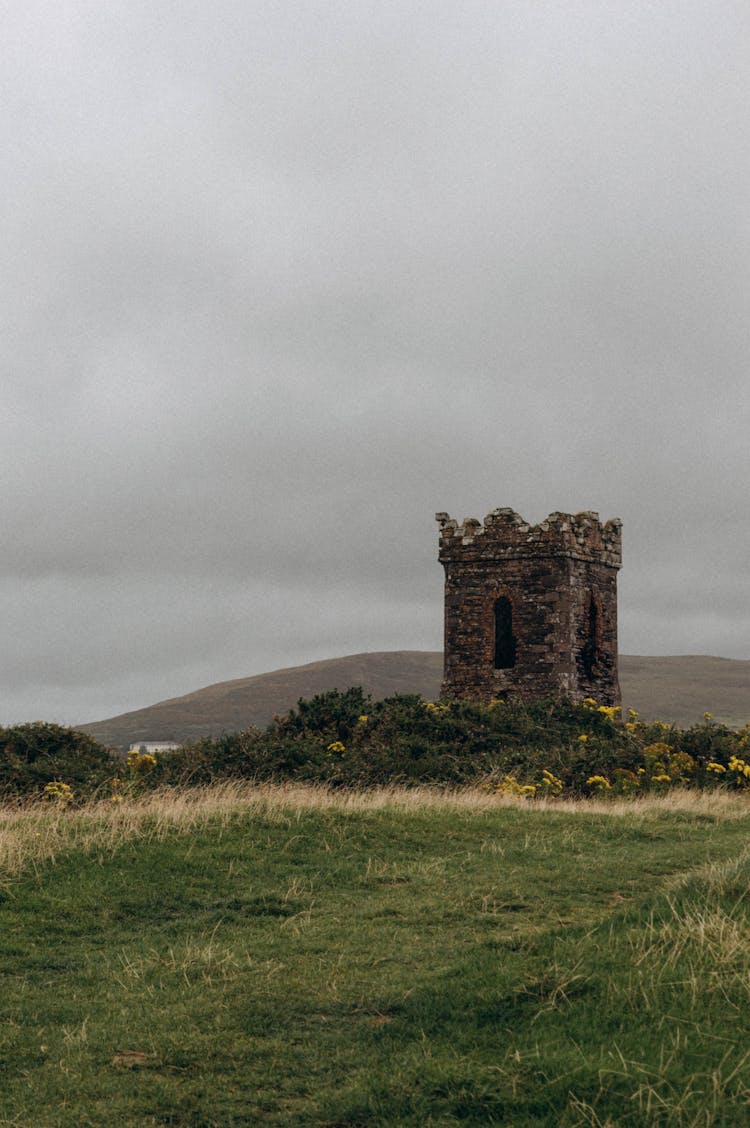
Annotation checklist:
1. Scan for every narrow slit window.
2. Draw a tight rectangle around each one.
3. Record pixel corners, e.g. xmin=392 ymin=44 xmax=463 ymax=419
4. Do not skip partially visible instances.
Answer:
xmin=493 ymin=596 xmax=517 ymax=669
xmin=581 ymin=593 xmax=600 ymax=679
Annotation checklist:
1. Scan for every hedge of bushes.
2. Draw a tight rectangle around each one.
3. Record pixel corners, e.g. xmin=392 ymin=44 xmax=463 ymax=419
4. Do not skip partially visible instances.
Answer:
xmin=4 ymin=690 xmax=750 ymax=805
xmin=0 ymin=722 xmax=116 ymax=801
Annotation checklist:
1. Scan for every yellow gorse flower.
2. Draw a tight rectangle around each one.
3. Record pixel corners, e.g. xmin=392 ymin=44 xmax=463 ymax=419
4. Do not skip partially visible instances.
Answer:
xmin=490 ymin=774 xmax=536 ymax=798
xmin=728 ymin=756 xmax=750 ymax=781
xmin=126 ymin=749 xmax=158 ymax=772
xmin=540 ymin=769 xmax=563 ymax=793
xmin=43 ymin=781 xmax=74 ymax=804
xmin=613 ymin=768 xmax=640 ymax=793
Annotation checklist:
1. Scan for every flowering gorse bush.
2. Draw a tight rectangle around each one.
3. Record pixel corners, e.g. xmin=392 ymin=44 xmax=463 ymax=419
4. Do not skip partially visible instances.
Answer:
xmin=156 ymin=691 xmax=717 ymax=796
xmin=109 ymin=776 xmax=125 ymax=803
xmin=483 ymin=773 xmax=537 ymax=798
xmin=540 ymin=769 xmax=563 ymax=795
xmin=5 ymin=691 xmax=750 ymax=802
xmin=126 ymin=748 xmax=158 ymax=772
xmin=0 ymin=721 xmax=113 ymax=799
xmin=42 ymin=780 xmax=74 ymax=806
xmin=728 ymin=756 xmax=750 ymax=787
xmin=149 ymin=690 xmax=750 ymax=798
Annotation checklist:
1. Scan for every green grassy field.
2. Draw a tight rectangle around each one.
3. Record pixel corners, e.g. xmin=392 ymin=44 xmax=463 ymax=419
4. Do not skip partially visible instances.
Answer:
xmin=3 ymin=785 xmax=750 ymax=1126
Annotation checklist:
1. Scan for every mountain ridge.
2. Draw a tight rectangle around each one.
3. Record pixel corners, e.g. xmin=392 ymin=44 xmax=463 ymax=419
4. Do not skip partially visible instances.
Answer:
xmin=78 ymin=651 xmax=750 ymax=750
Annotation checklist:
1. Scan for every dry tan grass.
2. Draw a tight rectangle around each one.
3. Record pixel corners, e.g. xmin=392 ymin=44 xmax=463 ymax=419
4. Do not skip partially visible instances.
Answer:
xmin=1 ymin=781 xmax=748 ymax=883
xmin=633 ymin=849 xmax=750 ymax=972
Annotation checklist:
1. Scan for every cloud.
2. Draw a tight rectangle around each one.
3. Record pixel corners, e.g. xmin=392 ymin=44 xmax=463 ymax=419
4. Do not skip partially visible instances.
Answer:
xmin=3 ymin=1 xmax=750 ymax=722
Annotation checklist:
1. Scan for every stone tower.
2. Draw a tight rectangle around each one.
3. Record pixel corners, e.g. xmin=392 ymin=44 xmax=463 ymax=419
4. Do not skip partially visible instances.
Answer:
xmin=436 ymin=508 xmax=622 ymax=705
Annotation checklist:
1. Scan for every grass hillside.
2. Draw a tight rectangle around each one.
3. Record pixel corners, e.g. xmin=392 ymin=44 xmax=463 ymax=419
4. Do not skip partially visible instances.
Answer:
xmin=79 ymin=652 xmax=750 ymax=750
xmin=79 ymin=651 xmax=444 ymax=749
xmin=3 ymin=784 xmax=750 ymax=1125
xmin=620 ymin=654 xmax=750 ymax=730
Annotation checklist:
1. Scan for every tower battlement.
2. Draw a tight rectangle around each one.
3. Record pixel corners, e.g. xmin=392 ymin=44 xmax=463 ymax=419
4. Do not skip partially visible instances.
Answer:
xmin=436 ymin=508 xmax=622 ymax=568
xmin=437 ymin=505 xmax=622 ymax=706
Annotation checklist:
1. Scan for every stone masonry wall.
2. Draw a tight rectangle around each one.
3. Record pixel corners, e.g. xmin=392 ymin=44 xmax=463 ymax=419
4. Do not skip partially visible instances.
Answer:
xmin=437 ymin=508 xmax=622 ymax=705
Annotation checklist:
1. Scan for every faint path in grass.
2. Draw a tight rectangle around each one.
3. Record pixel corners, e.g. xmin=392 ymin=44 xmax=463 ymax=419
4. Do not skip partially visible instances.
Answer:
xmin=1 ymin=784 xmax=750 ymax=1125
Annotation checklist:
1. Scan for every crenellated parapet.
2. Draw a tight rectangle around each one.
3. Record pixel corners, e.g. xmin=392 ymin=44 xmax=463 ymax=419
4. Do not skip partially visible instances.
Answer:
xmin=435 ymin=508 xmax=622 ymax=569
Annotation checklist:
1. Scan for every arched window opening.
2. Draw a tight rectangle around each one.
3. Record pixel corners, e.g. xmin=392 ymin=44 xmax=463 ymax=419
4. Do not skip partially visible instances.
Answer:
xmin=494 ymin=596 xmax=517 ymax=669
xmin=581 ymin=593 xmax=600 ymax=680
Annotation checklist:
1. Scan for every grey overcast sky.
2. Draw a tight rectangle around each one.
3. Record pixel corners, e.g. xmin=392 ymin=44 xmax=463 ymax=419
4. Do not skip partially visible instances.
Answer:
xmin=3 ymin=1 xmax=750 ymax=725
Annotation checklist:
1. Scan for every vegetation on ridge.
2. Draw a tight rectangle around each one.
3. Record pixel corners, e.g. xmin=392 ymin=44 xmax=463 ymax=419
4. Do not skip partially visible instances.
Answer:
xmin=146 ymin=689 xmax=750 ymax=799
xmin=4 ymin=689 xmax=750 ymax=807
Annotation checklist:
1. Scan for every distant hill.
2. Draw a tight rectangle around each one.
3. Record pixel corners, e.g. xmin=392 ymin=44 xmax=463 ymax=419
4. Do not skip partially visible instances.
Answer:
xmin=79 ymin=652 xmax=443 ymax=750
xmin=79 ymin=651 xmax=750 ymax=750
xmin=619 ymin=655 xmax=750 ymax=731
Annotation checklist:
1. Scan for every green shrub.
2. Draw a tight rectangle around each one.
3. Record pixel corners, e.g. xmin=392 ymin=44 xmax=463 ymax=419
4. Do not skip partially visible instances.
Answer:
xmin=280 ymin=686 xmax=371 ymax=741
xmin=164 ymin=692 xmax=647 ymax=793
xmin=8 ymin=694 xmax=750 ymax=802
xmin=0 ymin=722 xmax=116 ymax=801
